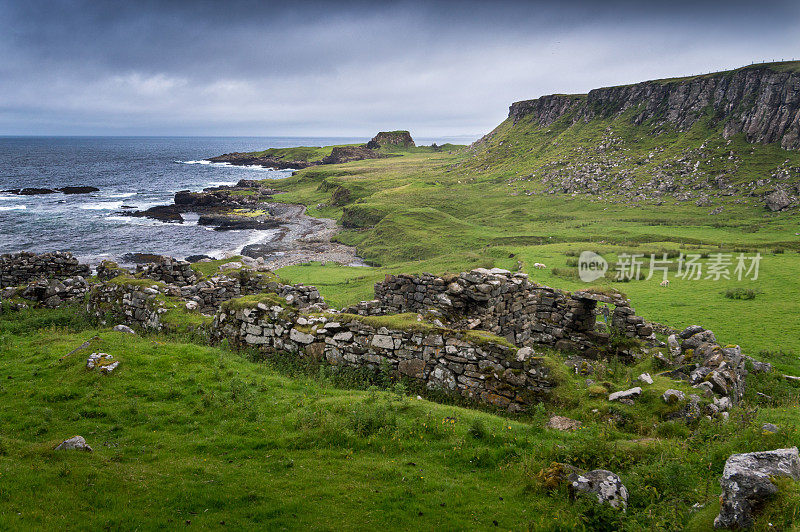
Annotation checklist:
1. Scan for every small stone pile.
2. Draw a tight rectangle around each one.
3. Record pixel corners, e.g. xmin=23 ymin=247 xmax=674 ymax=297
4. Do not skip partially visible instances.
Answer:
xmin=661 ymin=325 xmax=771 ymax=404
xmin=0 ymin=251 xmax=90 ymax=288
xmin=86 ymin=352 xmax=119 ymax=374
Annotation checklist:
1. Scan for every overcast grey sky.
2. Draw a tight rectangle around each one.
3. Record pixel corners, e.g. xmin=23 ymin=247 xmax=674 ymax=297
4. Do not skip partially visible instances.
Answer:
xmin=1 ymin=0 xmax=798 ymax=137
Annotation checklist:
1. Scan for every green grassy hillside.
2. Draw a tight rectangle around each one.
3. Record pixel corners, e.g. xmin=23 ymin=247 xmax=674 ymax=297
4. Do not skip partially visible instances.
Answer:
xmin=261 ymin=81 xmax=800 ymax=371
xmin=2 ymin=307 xmax=799 ymax=530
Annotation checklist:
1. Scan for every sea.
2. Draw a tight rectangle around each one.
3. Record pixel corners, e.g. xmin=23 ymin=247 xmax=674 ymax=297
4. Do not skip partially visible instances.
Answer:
xmin=0 ymin=136 xmax=473 ymax=266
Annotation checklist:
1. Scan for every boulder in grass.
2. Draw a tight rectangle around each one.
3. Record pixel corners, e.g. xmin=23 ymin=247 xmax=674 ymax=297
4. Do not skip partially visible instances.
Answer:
xmin=608 ymin=387 xmax=641 ymax=402
xmin=570 ymin=469 xmax=629 ymax=510
xmin=547 ymin=415 xmax=582 ymax=431
xmin=714 ymin=447 xmax=800 ymax=529
xmin=55 ymin=435 xmax=92 ymax=452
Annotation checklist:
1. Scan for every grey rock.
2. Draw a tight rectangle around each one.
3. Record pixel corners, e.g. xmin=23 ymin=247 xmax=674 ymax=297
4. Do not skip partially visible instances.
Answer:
xmin=667 ymin=334 xmax=681 ymax=357
xmin=714 ymin=447 xmax=800 ymax=529
xmin=547 ymin=415 xmax=582 ymax=431
xmin=112 ymin=324 xmax=136 ymax=334
xmin=638 ymin=373 xmax=653 ymax=385
xmin=569 ymin=469 xmax=628 ymax=509
xmin=289 ymin=328 xmax=314 ymax=344
xmin=609 ymin=387 xmax=641 ymax=402
xmin=762 ymin=423 xmax=780 ymax=434
xmin=765 ymin=189 xmax=791 ymax=211
xmin=55 ymin=435 xmax=92 ymax=452
xmin=679 ymin=325 xmax=705 ymax=339
xmin=662 ymin=389 xmax=686 ymax=404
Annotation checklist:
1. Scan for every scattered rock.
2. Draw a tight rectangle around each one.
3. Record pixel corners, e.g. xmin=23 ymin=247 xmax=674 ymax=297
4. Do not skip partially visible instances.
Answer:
xmin=638 ymin=373 xmax=653 ymax=385
xmin=714 ymin=447 xmax=800 ymax=529
xmin=55 ymin=435 xmax=92 ymax=452
xmin=761 ymin=423 xmax=780 ymax=434
xmin=547 ymin=415 xmax=582 ymax=431
xmin=219 ymin=261 xmax=243 ymax=271
xmin=86 ymin=352 xmax=119 ymax=374
xmin=662 ymin=389 xmax=685 ymax=404
xmin=57 ymin=186 xmax=100 ymax=194
xmin=112 ymin=324 xmax=136 ymax=334
xmin=609 ymin=387 xmax=642 ymax=402
xmin=570 ymin=469 xmax=629 ymax=509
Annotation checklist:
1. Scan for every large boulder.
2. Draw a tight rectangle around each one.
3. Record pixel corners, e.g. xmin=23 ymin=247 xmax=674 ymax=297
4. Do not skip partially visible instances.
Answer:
xmin=765 ymin=189 xmax=791 ymax=211
xmin=714 ymin=447 xmax=800 ymax=529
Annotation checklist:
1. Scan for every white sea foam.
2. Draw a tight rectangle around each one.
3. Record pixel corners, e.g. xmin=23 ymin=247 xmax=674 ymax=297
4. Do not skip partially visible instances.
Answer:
xmin=80 ymin=201 xmax=124 ymax=210
xmin=107 ymin=192 xmax=136 ymax=198
xmin=0 ymin=205 xmax=26 ymax=211
xmin=178 ymin=159 xmax=283 ymax=172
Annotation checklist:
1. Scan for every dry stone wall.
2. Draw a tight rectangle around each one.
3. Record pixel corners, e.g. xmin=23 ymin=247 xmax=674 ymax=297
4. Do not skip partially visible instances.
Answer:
xmin=87 ymin=282 xmax=168 ymax=330
xmin=371 ymin=268 xmax=654 ymax=356
xmin=136 ymin=257 xmax=199 ymax=286
xmin=0 ymin=251 xmax=90 ymax=288
xmin=212 ymin=303 xmax=556 ymax=412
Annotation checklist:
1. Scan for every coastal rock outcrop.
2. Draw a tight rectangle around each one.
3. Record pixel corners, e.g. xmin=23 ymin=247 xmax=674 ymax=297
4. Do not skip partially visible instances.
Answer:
xmin=365 ymin=130 xmax=415 ymax=149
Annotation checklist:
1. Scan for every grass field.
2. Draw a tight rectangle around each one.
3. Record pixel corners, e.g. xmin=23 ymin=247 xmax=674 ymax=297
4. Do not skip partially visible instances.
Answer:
xmin=2 ymin=306 xmax=799 ymax=530
xmin=264 ymin=113 xmax=800 ymax=376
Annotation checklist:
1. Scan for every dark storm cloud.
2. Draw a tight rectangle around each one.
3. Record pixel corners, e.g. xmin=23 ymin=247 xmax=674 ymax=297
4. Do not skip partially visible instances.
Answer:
xmin=1 ymin=0 xmax=799 ymax=136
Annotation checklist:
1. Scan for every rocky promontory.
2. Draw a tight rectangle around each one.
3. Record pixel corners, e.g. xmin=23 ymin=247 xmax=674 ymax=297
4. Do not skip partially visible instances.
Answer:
xmin=208 ymin=131 xmax=414 ymax=169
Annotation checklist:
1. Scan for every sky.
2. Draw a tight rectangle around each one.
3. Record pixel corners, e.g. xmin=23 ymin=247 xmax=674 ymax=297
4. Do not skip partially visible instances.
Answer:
xmin=1 ymin=0 xmax=799 ymax=138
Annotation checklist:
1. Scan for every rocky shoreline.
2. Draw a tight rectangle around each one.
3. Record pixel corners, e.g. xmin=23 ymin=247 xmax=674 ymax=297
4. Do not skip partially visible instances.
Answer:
xmin=119 ymin=178 xmax=366 ymax=269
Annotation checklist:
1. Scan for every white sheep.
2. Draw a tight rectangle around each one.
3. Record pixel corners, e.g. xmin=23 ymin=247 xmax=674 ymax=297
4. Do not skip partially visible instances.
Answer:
xmin=533 ymin=263 xmax=546 ymax=269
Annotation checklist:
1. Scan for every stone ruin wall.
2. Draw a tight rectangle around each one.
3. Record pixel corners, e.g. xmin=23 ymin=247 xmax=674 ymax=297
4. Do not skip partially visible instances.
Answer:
xmin=369 ymin=268 xmax=654 ymax=356
xmin=212 ymin=303 xmax=555 ymax=412
xmin=135 ymin=257 xmax=199 ymax=287
xmin=5 ymin=252 xmax=765 ymax=411
xmin=0 ymin=251 xmax=90 ymax=288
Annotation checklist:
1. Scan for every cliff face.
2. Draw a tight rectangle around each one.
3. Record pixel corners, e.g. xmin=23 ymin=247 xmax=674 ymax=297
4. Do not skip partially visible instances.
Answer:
xmin=508 ymin=65 xmax=800 ymax=149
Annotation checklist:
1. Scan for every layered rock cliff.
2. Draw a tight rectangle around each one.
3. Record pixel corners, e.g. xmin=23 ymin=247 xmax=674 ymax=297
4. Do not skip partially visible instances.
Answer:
xmin=508 ymin=63 xmax=800 ymax=149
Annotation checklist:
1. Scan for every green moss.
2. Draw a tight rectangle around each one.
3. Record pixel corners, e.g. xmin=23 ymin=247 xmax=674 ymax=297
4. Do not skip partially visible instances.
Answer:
xmin=107 ymin=275 xmax=166 ymax=289
xmin=220 ymin=293 xmax=289 ymax=312
xmin=588 ymin=385 xmax=609 ymax=397
xmin=338 ymin=313 xmax=437 ymax=334
xmin=189 ymin=256 xmax=244 ymax=277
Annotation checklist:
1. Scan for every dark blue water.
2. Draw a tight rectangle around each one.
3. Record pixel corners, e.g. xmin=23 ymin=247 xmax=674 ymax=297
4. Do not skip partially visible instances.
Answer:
xmin=0 ymin=136 xmax=472 ymax=265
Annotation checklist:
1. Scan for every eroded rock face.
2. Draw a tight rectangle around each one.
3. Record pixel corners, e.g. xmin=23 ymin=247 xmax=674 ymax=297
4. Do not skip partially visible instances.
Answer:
xmin=714 ymin=447 xmax=800 ymax=529
xmin=508 ymin=66 xmax=800 ymax=150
